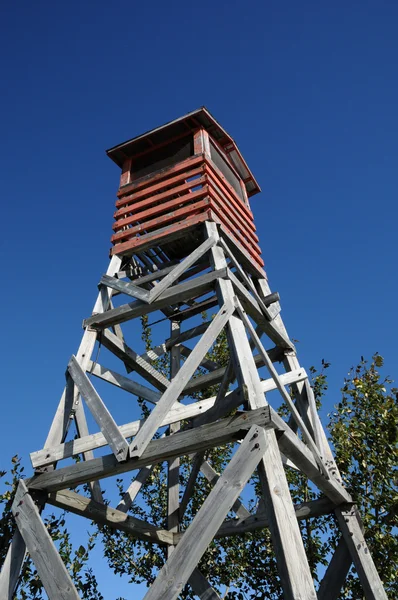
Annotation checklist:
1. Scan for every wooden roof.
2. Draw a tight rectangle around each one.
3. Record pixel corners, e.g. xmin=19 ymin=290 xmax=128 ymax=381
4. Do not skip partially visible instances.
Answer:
xmin=106 ymin=107 xmax=260 ymax=197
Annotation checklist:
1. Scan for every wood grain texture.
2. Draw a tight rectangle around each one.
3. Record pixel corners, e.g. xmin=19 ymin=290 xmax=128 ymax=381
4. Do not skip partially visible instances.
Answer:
xmin=84 ymin=268 xmax=226 ymax=329
xmin=68 ymin=355 xmax=129 ymax=462
xmin=0 ymin=529 xmax=26 ymax=600
xmin=47 ymin=489 xmax=173 ymax=546
xmin=129 ymin=301 xmax=234 ymax=459
xmin=12 ymin=481 xmax=80 ymax=600
xmin=335 ymin=506 xmax=388 ymax=600
xmin=317 ymin=537 xmax=352 ymax=600
xmin=142 ymin=426 xmax=267 ymax=600
xmin=27 ymin=407 xmax=273 ymax=493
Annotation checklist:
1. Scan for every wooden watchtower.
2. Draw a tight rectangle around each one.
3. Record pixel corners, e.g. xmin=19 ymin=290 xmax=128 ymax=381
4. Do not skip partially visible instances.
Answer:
xmin=0 ymin=108 xmax=387 ymax=599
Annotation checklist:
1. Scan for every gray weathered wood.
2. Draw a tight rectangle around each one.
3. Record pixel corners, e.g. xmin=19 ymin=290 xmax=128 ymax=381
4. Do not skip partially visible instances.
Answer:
xmin=179 ymin=452 xmax=205 ymax=520
xmin=188 ymin=569 xmax=221 ymax=599
xmin=235 ymin=300 xmax=328 ymax=478
xmin=148 ymin=236 xmax=216 ymax=302
xmin=0 ymin=529 xmax=26 ymax=600
xmin=130 ymin=301 xmax=235 ymax=458
xmin=101 ymin=328 xmax=170 ymax=391
xmin=73 ymin=400 xmax=104 ymax=503
xmin=199 ymin=459 xmax=250 ymax=520
xmin=100 ymin=273 xmax=150 ymax=302
xmin=219 ymin=237 xmax=277 ymax=321
xmin=11 ymin=480 xmax=80 ymax=600
xmin=143 ymin=426 xmax=267 ymax=600
xmin=166 ymin=321 xmax=211 ymax=347
xmin=174 ymin=496 xmax=335 ymax=542
xmin=116 ymin=465 xmax=155 ymax=513
xmin=68 ymin=355 xmax=129 ymax=462
xmin=270 ymin=408 xmax=351 ymax=505
xmin=228 ymin=268 xmax=294 ymax=350
xmin=205 ymin=221 xmax=317 ymax=600
xmin=88 ymin=361 xmax=161 ymax=404
xmin=47 ymin=489 xmax=173 ymax=546
xmin=183 ymin=345 xmax=283 ymax=396
xmin=256 ymin=276 xmax=341 ymax=477
xmin=44 ymin=254 xmax=121 ymax=452
xmin=218 ymin=224 xmax=267 ymax=281
xmin=28 ymin=407 xmax=273 ymax=493
xmin=30 ymin=395 xmax=217 ymax=468
xmin=335 ymin=506 xmax=388 ymax=600
xmin=317 ymin=537 xmax=352 ymax=600
xmin=167 ymin=320 xmax=181 ymax=556
xmin=84 ymin=268 xmax=227 ymax=330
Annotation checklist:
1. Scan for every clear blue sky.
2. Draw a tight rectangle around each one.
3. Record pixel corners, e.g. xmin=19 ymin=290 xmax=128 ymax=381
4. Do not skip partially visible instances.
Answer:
xmin=1 ymin=1 xmax=397 ymax=597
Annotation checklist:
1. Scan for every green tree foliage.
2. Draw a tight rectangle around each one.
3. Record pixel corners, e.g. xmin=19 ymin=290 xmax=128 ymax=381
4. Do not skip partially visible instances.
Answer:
xmin=1 ymin=349 xmax=397 ymax=599
xmin=328 ymin=354 xmax=398 ymax=598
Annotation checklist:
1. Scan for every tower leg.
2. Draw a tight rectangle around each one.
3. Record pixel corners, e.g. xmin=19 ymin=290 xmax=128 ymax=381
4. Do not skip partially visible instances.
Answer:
xmin=0 ymin=530 xmax=26 ymax=600
xmin=205 ymin=222 xmax=317 ymax=600
xmin=336 ymin=507 xmax=388 ymax=600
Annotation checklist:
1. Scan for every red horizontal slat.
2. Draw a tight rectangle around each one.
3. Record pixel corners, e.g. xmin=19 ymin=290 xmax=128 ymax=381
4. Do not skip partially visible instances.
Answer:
xmin=114 ymin=179 xmax=208 ymax=223
xmin=111 ymin=198 xmax=211 ymax=244
xmin=208 ymin=190 xmax=261 ymax=253
xmin=111 ymin=211 xmax=212 ymax=257
xmin=115 ymin=164 xmax=205 ymax=208
xmin=117 ymin=155 xmax=204 ymax=198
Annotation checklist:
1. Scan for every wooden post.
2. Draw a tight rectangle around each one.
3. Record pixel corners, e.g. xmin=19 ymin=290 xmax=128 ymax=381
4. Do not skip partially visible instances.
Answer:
xmin=167 ymin=320 xmax=181 ymax=556
xmin=205 ymin=221 xmax=318 ymax=600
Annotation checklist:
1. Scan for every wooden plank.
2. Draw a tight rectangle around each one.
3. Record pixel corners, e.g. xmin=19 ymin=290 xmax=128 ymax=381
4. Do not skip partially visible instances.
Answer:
xmin=200 ymin=460 xmax=250 ymax=520
xmin=114 ymin=178 xmax=207 ymax=222
xmin=73 ymin=401 xmax=104 ymax=503
xmin=228 ymin=269 xmax=294 ymax=350
xmin=68 ymin=355 xmax=129 ymax=462
xmin=179 ymin=344 xmax=220 ymax=371
xmin=111 ymin=211 xmax=213 ymax=257
xmin=101 ymin=328 xmax=169 ymax=391
xmin=142 ymin=426 xmax=267 ymax=600
xmin=125 ymin=261 xmax=178 ymax=286
xmin=204 ymin=222 xmax=317 ymax=600
xmin=167 ymin=320 xmax=181 ymax=556
xmin=116 ymin=155 xmax=203 ymax=199
xmin=183 ymin=346 xmax=284 ymax=396
xmin=130 ymin=301 xmax=235 ymax=459
xmin=30 ymin=395 xmax=218 ymax=469
xmin=116 ymin=465 xmax=154 ymax=513
xmin=174 ymin=496 xmax=335 ymax=542
xmin=0 ymin=530 xmax=26 ymax=600
xmin=100 ymin=274 xmax=150 ymax=302
xmin=84 ymin=268 xmax=227 ymax=329
xmin=112 ymin=196 xmax=211 ymax=243
xmin=335 ymin=506 xmax=388 ymax=599
xmin=270 ymin=409 xmax=351 ymax=505
xmin=257 ymin=431 xmax=317 ymax=600
xmin=317 ymin=537 xmax=352 ymax=600
xmin=88 ymin=361 xmax=161 ymax=404
xmin=11 ymin=480 xmax=80 ymax=600
xmin=218 ymin=224 xmax=267 ymax=281
xmin=47 ymin=489 xmax=173 ymax=546
xmin=166 ymin=321 xmax=211 ymax=347
xmin=42 ymin=253 xmax=121 ymax=503
xmin=148 ymin=236 xmax=216 ymax=303
xmin=235 ymin=300 xmax=328 ymax=478
xmin=193 ymin=360 xmax=236 ymax=428
xmin=188 ymin=569 xmax=221 ymax=600
xmin=176 ymin=296 xmax=219 ymax=322
xmin=179 ymin=452 xmax=205 ymax=520
xmin=220 ymin=237 xmax=275 ymax=320
xmin=27 ymin=407 xmax=273 ymax=493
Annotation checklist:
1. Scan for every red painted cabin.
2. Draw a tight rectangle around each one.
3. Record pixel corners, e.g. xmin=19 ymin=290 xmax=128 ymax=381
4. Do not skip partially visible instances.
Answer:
xmin=107 ymin=107 xmax=263 ymax=268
